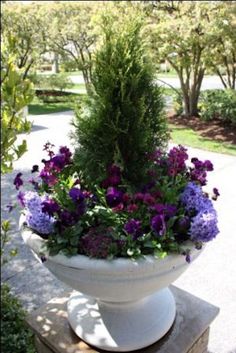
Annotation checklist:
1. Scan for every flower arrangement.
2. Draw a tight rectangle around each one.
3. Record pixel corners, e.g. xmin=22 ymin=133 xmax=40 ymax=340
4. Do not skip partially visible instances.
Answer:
xmin=15 ymin=142 xmax=219 ymax=262
xmin=15 ymin=16 xmax=220 ymax=263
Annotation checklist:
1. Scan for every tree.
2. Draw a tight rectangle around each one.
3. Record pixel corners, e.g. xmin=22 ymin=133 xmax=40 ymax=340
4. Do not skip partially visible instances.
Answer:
xmin=206 ymin=1 xmax=236 ymax=89
xmin=147 ymin=1 xmax=213 ymax=117
xmin=45 ymin=2 xmax=99 ymax=92
xmin=1 ymin=2 xmax=47 ymax=79
xmin=1 ymin=34 xmax=34 ymax=174
xmin=73 ymin=11 xmax=168 ymax=187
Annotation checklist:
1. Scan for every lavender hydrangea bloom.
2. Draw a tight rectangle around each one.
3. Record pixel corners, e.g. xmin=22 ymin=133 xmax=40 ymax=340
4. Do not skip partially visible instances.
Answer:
xmin=180 ymin=182 xmax=213 ymax=213
xmin=190 ymin=210 xmax=219 ymax=242
xmin=23 ymin=191 xmax=55 ymax=234
xmin=25 ymin=211 xmax=55 ymax=234
xmin=24 ymin=191 xmax=47 ymax=212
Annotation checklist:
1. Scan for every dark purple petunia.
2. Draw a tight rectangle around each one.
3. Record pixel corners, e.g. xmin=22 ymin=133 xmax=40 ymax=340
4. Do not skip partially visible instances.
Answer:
xmin=213 ymin=188 xmax=220 ymax=197
xmin=42 ymin=199 xmax=60 ymax=217
xmin=108 ymin=164 xmax=121 ymax=176
xmin=69 ymin=188 xmax=85 ymax=203
xmin=13 ymin=173 xmax=23 ymax=190
xmin=6 ymin=203 xmax=14 ymax=213
xmin=124 ymin=219 xmax=141 ymax=235
xmin=58 ymin=210 xmax=76 ymax=227
xmin=151 ymin=214 xmax=166 ymax=236
xmin=204 ymin=160 xmax=214 ymax=171
xmin=106 ymin=187 xmax=123 ymax=208
xmin=17 ymin=191 xmax=25 ymax=207
xmin=31 ymin=165 xmax=39 ymax=173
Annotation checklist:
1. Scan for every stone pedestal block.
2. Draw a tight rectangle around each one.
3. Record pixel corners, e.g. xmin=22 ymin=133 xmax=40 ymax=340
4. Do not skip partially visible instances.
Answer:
xmin=26 ymin=286 xmax=219 ymax=353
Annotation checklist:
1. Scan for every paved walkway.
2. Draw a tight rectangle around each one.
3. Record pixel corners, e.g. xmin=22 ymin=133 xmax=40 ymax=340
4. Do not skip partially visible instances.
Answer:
xmin=69 ymin=74 xmax=225 ymax=90
xmin=1 ymin=110 xmax=236 ymax=353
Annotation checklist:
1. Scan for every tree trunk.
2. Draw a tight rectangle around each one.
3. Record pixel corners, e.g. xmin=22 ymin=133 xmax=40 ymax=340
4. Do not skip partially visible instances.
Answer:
xmin=52 ymin=52 xmax=59 ymax=74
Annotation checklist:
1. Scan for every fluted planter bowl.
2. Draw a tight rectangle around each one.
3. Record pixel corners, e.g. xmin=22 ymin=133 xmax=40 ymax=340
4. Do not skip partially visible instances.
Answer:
xmin=21 ymin=221 xmax=203 ymax=352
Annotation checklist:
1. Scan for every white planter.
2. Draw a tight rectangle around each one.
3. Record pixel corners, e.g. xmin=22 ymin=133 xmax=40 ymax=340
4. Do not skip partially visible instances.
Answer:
xmin=21 ymin=224 xmax=203 ymax=352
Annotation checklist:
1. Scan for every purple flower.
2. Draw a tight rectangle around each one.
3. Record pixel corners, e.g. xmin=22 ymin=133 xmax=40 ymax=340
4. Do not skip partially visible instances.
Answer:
xmin=25 ymin=210 xmax=55 ymax=235
xmin=31 ymin=165 xmax=39 ymax=173
xmin=176 ymin=216 xmax=191 ymax=233
xmin=17 ymin=191 xmax=25 ymax=207
xmin=124 ymin=219 xmax=141 ymax=236
xmin=58 ymin=210 xmax=76 ymax=227
xmin=13 ymin=173 xmax=23 ymax=190
xmin=59 ymin=146 xmax=72 ymax=162
xmin=80 ymin=227 xmax=114 ymax=258
xmin=108 ymin=164 xmax=121 ymax=176
xmin=42 ymin=199 xmax=60 ymax=216
xmin=204 ymin=160 xmax=214 ymax=171
xmin=106 ymin=187 xmax=123 ymax=208
xmin=181 ymin=182 xmax=213 ymax=214
xmin=143 ymin=193 xmax=156 ymax=205
xmin=190 ymin=210 xmax=219 ymax=242
xmin=151 ymin=214 xmax=166 ymax=236
xmin=6 ymin=203 xmax=14 ymax=212
xmin=69 ymin=188 xmax=85 ymax=203
xmin=24 ymin=191 xmax=46 ymax=212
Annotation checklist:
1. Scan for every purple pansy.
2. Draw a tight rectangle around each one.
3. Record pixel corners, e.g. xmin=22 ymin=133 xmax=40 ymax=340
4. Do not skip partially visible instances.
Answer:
xmin=42 ymin=199 xmax=60 ymax=217
xmin=69 ymin=188 xmax=85 ymax=203
xmin=13 ymin=173 xmax=23 ymax=190
xmin=151 ymin=214 xmax=166 ymax=236
xmin=106 ymin=187 xmax=123 ymax=208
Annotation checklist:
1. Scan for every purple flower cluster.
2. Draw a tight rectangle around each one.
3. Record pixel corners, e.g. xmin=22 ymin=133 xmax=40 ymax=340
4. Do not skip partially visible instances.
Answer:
xmin=181 ymin=182 xmax=219 ymax=242
xmin=40 ymin=146 xmax=72 ymax=186
xmin=190 ymin=210 xmax=219 ymax=242
xmin=101 ymin=164 xmax=121 ymax=188
xmin=180 ymin=182 xmax=213 ymax=213
xmin=190 ymin=158 xmax=213 ymax=186
xmin=167 ymin=145 xmax=188 ymax=176
xmin=23 ymin=192 xmax=55 ymax=234
xmin=80 ymin=227 xmax=115 ymax=258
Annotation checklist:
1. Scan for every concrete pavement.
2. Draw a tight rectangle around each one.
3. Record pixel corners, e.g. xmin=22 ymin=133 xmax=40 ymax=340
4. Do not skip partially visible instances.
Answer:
xmin=69 ymin=74 xmax=225 ymax=90
xmin=1 ymin=110 xmax=236 ymax=353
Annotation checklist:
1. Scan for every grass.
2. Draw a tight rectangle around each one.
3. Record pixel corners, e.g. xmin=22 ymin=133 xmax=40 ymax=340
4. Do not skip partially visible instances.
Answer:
xmin=170 ymin=124 xmax=236 ymax=156
xmin=72 ymin=83 xmax=86 ymax=90
xmin=29 ymin=101 xmax=74 ymax=115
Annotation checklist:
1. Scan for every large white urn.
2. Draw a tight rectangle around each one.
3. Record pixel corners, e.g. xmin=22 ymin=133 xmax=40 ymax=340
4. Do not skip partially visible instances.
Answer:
xmin=21 ymin=223 xmax=202 ymax=352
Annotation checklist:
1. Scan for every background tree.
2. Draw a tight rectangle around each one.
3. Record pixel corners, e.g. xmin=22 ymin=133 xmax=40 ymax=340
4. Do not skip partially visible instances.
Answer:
xmin=73 ymin=10 xmax=168 ymax=187
xmin=146 ymin=1 xmax=212 ymax=117
xmin=1 ymin=2 xmax=47 ymax=79
xmin=206 ymin=1 xmax=236 ymax=89
xmin=45 ymin=2 xmax=99 ymax=92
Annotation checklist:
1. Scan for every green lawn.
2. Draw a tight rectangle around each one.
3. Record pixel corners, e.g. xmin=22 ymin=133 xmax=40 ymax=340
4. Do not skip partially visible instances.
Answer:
xmin=29 ymin=102 xmax=74 ymax=115
xmin=170 ymin=124 xmax=236 ymax=156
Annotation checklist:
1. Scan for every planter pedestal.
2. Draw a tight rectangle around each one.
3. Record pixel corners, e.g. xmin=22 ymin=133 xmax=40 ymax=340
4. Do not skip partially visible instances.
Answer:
xmin=26 ymin=285 xmax=219 ymax=353
xmin=67 ymin=287 xmax=175 ymax=351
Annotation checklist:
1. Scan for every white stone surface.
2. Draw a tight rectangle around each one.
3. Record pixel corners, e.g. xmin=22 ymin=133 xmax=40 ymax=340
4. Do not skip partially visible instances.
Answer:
xmin=67 ymin=288 xmax=176 ymax=352
xmin=21 ymin=226 xmax=203 ymax=351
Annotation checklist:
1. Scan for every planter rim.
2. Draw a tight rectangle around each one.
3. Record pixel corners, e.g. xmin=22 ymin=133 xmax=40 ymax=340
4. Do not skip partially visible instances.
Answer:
xmin=20 ymin=215 xmax=199 ymax=272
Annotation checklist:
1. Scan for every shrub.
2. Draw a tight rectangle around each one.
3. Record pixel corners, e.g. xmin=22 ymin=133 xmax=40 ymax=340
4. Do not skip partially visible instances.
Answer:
xmin=35 ymin=89 xmax=79 ymax=103
xmin=199 ymin=89 xmax=236 ymax=125
xmin=1 ymin=284 xmax=36 ymax=353
xmin=73 ymin=15 xmax=168 ymax=187
xmin=34 ymin=73 xmax=73 ymax=92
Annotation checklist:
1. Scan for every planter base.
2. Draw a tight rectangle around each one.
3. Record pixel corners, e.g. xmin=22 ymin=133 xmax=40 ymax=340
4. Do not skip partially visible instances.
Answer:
xmin=67 ymin=287 xmax=176 ymax=352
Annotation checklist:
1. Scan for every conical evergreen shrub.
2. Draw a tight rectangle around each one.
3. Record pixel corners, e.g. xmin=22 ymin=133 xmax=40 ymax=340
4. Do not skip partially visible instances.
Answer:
xmin=73 ymin=13 xmax=168 ymax=187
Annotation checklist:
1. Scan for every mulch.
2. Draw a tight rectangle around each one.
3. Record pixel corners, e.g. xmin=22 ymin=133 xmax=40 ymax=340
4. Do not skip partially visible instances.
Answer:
xmin=168 ymin=113 xmax=236 ymax=145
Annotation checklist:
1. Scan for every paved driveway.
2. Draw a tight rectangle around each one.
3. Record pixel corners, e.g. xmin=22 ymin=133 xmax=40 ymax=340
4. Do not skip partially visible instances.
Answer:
xmin=1 ymin=111 xmax=236 ymax=353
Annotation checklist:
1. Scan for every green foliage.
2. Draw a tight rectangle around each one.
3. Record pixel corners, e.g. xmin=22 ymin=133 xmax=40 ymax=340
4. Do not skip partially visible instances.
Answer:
xmin=1 ymin=284 xmax=36 ymax=353
xmin=46 ymin=2 xmax=98 ymax=91
xmin=146 ymin=2 xmax=213 ymax=116
xmin=199 ymin=89 xmax=236 ymax=125
xmin=35 ymin=73 xmax=73 ymax=92
xmin=204 ymin=2 xmax=236 ymax=89
xmin=1 ymin=34 xmax=34 ymax=174
xmin=2 ymin=2 xmax=47 ymax=79
xmin=73 ymin=14 xmax=168 ymax=187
